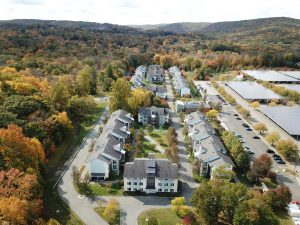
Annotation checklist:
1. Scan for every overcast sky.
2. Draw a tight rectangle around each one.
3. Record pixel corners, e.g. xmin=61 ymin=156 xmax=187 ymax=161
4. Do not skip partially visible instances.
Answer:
xmin=1 ymin=0 xmax=299 ymax=25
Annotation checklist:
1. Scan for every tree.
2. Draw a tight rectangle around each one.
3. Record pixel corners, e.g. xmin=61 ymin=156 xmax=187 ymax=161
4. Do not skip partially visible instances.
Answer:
xmin=247 ymin=154 xmax=272 ymax=182
xmin=276 ymin=139 xmax=299 ymax=161
xmin=0 ymin=196 xmax=28 ymax=225
xmin=103 ymin=198 xmax=120 ymax=225
xmin=109 ymin=78 xmax=131 ymax=113
xmin=266 ymin=185 xmax=292 ymax=211
xmin=250 ymin=101 xmax=260 ymax=109
xmin=206 ymin=109 xmax=219 ymax=121
xmin=265 ymin=131 xmax=280 ymax=146
xmin=76 ymin=66 xmax=95 ymax=96
xmin=237 ymin=106 xmax=250 ymax=118
xmin=0 ymin=124 xmax=45 ymax=171
xmin=171 ymin=197 xmax=186 ymax=214
xmin=23 ymin=122 xmax=47 ymax=143
xmin=233 ymin=196 xmax=279 ymax=225
xmin=253 ymin=122 xmax=268 ymax=135
xmin=67 ymin=95 xmax=96 ymax=121
xmin=50 ymin=79 xmax=70 ymax=111
xmin=127 ymin=88 xmax=152 ymax=115
xmin=212 ymin=165 xmax=236 ymax=181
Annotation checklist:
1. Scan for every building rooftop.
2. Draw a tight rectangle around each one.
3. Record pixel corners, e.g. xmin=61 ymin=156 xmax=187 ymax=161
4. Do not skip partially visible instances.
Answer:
xmin=226 ymin=81 xmax=283 ymax=100
xmin=242 ymin=70 xmax=299 ymax=82
xmin=139 ymin=106 xmax=169 ymax=116
xmin=124 ymin=158 xmax=178 ymax=179
xmin=278 ymin=84 xmax=300 ymax=94
xmin=279 ymin=71 xmax=300 ymax=80
xmin=260 ymin=105 xmax=300 ymax=136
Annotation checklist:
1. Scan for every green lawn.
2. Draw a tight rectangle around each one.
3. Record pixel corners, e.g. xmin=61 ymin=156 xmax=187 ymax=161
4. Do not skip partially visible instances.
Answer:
xmin=138 ymin=208 xmax=182 ymax=225
xmin=150 ymin=129 xmax=168 ymax=148
xmin=277 ymin=211 xmax=294 ymax=225
xmin=88 ymin=182 xmax=124 ymax=196
xmin=136 ymin=139 xmax=165 ymax=159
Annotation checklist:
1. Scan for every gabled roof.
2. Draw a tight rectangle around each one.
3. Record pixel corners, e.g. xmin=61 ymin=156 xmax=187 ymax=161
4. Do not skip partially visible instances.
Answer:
xmin=124 ymin=158 xmax=178 ymax=179
xmin=138 ymin=107 xmax=169 ymax=117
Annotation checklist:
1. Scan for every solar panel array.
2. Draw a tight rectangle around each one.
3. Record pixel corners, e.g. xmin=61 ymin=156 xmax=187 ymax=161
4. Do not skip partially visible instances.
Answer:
xmin=278 ymin=84 xmax=300 ymax=93
xmin=226 ymin=81 xmax=283 ymax=100
xmin=279 ymin=71 xmax=300 ymax=80
xmin=242 ymin=70 xmax=299 ymax=82
xmin=260 ymin=105 xmax=300 ymax=136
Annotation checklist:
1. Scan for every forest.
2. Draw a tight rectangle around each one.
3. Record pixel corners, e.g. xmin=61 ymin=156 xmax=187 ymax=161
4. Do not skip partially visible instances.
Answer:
xmin=0 ymin=18 xmax=299 ymax=224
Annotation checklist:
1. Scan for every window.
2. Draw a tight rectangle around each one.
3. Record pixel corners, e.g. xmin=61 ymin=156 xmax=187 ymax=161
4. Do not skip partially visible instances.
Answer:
xmin=170 ymin=189 xmax=174 ymax=192
xmin=127 ymin=182 xmax=131 ymax=185
xmin=133 ymin=188 xmax=137 ymax=191
xmin=112 ymin=165 xmax=117 ymax=169
xmin=164 ymin=183 xmax=168 ymax=186
xmin=127 ymin=188 xmax=131 ymax=191
xmin=164 ymin=189 xmax=168 ymax=192
xmin=140 ymin=188 xmax=143 ymax=191
xmin=158 ymin=183 xmax=162 ymax=186
xmin=170 ymin=183 xmax=174 ymax=186
xmin=133 ymin=182 xmax=137 ymax=185
xmin=112 ymin=160 xmax=117 ymax=165
xmin=158 ymin=189 xmax=162 ymax=192
xmin=139 ymin=182 xmax=143 ymax=185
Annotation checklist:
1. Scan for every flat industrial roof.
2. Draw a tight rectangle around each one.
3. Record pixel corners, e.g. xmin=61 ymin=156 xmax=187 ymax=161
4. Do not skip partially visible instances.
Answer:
xmin=226 ymin=81 xmax=283 ymax=100
xmin=260 ymin=105 xmax=300 ymax=136
xmin=241 ymin=70 xmax=299 ymax=82
xmin=279 ymin=71 xmax=300 ymax=80
xmin=278 ymin=84 xmax=300 ymax=93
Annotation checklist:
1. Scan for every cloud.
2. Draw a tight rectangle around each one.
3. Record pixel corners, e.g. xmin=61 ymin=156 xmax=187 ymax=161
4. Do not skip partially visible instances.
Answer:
xmin=12 ymin=0 xmax=44 ymax=5
xmin=114 ymin=0 xmax=139 ymax=8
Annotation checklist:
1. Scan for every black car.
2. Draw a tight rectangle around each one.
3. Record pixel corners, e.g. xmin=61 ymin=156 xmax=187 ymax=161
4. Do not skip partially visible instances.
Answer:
xmin=236 ymin=117 xmax=242 ymax=120
xmin=273 ymin=154 xmax=281 ymax=158
xmin=266 ymin=149 xmax=275 ymax=154
xmin=246 ymin=128 xmax=253 ymax=131
xmin=242 ymin=123 xmax=250 ymax=128
xmin=234 ymin=113 xmax=239 ymax=116
xmin=276 ymin=159 xmax=286 ymax=164
xmin=253 ymin=136 xmax=260 ymax=139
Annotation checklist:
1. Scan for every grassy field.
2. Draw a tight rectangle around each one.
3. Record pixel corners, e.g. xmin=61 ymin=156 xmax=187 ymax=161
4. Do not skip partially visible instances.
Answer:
xmin=137 ymin=139 xmax=165 ymax=159
xmin=138 ymin=208 xmax=182 ymax=225
xmin=149 ymin=129 xmax=168 ymax=148
xmin=277 ymin=211 xmax=294 ymax=225
xmin=88 ymin=182 xmax=124 ymax=196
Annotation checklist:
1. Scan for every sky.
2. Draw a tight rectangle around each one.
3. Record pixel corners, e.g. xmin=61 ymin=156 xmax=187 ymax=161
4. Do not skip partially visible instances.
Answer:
xmin=0 ymin=0 xmax=299 ymax=25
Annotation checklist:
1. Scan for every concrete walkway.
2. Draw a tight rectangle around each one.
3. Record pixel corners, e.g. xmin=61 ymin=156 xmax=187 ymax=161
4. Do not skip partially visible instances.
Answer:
xmin=144 ymin=135 xmax=165 ymax=154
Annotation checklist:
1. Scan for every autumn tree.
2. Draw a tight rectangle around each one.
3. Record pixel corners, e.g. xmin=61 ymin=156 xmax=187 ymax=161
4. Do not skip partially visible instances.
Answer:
xmin=171 ymin=197 xmax=190 ymax=218
xmin=276 ymin=139 xmax=299 ymax=161
xmin=253 ymin=122 xmax=268 ymax=135
xmin=103 ymin=198 xmax=120 ymax=225
xmin=0 ymin=196 xmax=28 ymax=225
xmin=206 ymin=109 xmax=219 ymax=121
xmin=250 ymin=101 xmax=260 ymax=109
xmin=76 ymin=66 xmax=96 ymax=96
xmin=109 ymin=78 xmax=131 ymax=113
xmin=212 ymin=165 xmax=236 ymax=181
xmin=266 ymin=185 xmax=292 ymax=211
xmin=0 ymin=124 xmax=45 ymax=171
xmin=50 ymin=79 xmax=70 ymax=111
xmin=265 ymin=131 xmax=281 ymax=146
xmin=127 ymin=88 xmax=152 ymax=115
xmin=247 ymin=154 xmax=273 ymax=182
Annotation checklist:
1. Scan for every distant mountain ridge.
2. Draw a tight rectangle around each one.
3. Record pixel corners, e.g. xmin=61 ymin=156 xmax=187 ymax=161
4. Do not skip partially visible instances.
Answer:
xmin=130 ymin=17 xmax=300 ymax=34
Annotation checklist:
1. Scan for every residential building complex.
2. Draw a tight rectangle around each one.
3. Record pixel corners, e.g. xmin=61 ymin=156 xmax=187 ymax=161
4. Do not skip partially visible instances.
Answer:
xmin=145 ymin=84 xmax=167 ymax=99
xmin=86 ymin=110 xmax=133 ymax=181
xmin=138 ymin=106 xmax=169 ymax=127
xmin=175 ymin=100 xmax=210 ymax=113
xmin=169 ymin=66 xmax=191 ymax=97
xmin=124 ymin=153 xmax=178 ymax=194
xmin=185 ymin=111 xmax=234 ymax=178
xmin=147 ymin=65 xmax=164 ymax=84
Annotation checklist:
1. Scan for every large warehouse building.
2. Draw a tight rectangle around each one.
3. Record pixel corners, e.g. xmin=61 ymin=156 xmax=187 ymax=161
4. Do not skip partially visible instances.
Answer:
xmin=260 ymin=105 xmax=300 ymax=139
xmin=241 ymin=70 xmax=300 ymax=84
xmin=226 ymin=81 xmax=283 ymax=102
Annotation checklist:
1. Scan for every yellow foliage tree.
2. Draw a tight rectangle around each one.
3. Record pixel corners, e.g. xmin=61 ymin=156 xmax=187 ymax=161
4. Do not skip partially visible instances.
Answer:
xmin=0 ymin=196 xmax=28 ymax=225
xmin=127 ymin=88 xmax=152 ymax=115
xmin=253 ymin=122 xmax=268 ymax=135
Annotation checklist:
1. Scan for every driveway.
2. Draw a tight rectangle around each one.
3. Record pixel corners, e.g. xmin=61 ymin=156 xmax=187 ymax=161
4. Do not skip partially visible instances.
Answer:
xmin=165 ymin=74 xmax=197 ymax=202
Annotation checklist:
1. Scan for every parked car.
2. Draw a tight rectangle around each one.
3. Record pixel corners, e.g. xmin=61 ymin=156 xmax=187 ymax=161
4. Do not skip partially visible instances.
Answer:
xmin=234 ymin=113 xmax=239 ymax=116
xmin=253 ymin=136 xmax=260 ymax=139
xmin=244 ymin=146 xmax=250 ymax=150
xmin=236 ymin=117 xmax=242 ymax=120
xmin=237 ymin=134 xmax=243 ymax=138
xmin=246 ymin=128 xmax=253 ymax=131
xmin=266 ymin=149 xmax=275 ymax=154
xmin=276 ymin=159 xmax=286 ymax=164
xmin=246 ymin=150 xmax=255 ymax=155
xmin=242 ymin=123 xmax=250 ymax=128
